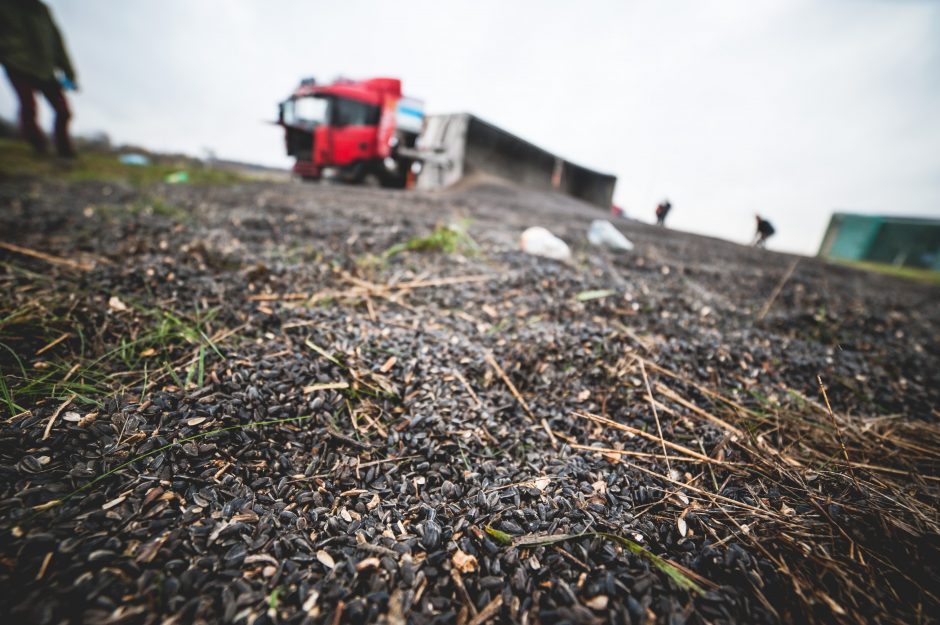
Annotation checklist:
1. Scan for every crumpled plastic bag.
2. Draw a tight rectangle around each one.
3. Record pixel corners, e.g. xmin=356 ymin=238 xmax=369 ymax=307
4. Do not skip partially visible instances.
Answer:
xmin=587 ymin=220 xmax=634 ymax=252
xmin=520 ymin=226 xmax=571 ymax=261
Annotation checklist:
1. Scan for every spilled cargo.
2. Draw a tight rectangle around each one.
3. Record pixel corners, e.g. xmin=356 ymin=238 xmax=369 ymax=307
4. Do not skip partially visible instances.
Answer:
xmin=415 ymin=114 xmax=617 ymax=209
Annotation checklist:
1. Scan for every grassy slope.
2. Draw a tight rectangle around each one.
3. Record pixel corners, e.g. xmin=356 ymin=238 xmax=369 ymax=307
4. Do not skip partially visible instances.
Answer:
xmin=0 ymin=137 xmax=244 ymax=186
xmin=830 ymin=258 xmax=940 ymax=286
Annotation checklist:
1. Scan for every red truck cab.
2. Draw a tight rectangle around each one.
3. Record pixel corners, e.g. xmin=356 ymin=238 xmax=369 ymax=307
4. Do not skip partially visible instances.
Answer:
xmin=279 ymin=77 xmax=423 ymax=187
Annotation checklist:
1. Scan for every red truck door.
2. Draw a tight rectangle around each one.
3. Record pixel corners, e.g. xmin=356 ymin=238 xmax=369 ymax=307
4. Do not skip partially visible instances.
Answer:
xmin=328 ymin=126 xmax=376 ymax=166
xmin=313 ymin=125 xmax=332 ymax=167
xmin=323 ymin=97 xmax=381 ymax=167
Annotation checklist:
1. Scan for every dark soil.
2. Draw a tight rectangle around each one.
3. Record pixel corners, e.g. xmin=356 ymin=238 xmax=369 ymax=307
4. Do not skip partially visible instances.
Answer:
xmin=1 ymin=175 xmax=938 ymax=625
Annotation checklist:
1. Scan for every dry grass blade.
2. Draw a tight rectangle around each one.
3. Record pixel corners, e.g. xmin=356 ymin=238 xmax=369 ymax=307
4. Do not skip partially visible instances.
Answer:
xmin=817 ymin=375 xmax=856 ymax=485
xmin=247 ymin=273 xmax=491 ymax=303
xmin=567 ymin=441 xmax=744 ymax=467
xmin=654 ymin=382 xmax=744 ymax=437
xmin=484 ymin=350 xmax=535 ymax=423
xmin=41 ymin=393 xmax=75 ymax=440
xmin=566 ymin=336 xmax=940 ymax=625
xmin=35 ymin=332 xmax=71 ymax=356
xmin=572 ymin=410 xmax=719 ymax=465
xmin=639 ymin=359 xmax=671 ymax=473
xmin=466 ymin=595 xmax=502 ymax=625
xmin=0 ymin=241 xmax=93 ymax=271
xmin=756 ymin=257 xmax=799 ymax=320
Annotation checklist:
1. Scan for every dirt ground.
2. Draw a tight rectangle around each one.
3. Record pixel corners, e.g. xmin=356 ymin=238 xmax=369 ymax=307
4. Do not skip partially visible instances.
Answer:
xmin=1 ymin=173 xmax=938 ymax=625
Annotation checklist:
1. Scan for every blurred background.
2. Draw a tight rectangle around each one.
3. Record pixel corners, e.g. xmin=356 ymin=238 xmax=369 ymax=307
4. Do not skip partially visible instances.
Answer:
xmin=1 ymin=0 xmax=938 ymax=255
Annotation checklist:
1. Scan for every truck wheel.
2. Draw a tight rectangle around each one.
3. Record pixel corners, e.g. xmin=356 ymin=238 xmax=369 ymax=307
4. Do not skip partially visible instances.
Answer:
xmin=379 ymin=163 xmax=409 ymax=189
xmin=344 ymin=162 xmax=369 ymax=184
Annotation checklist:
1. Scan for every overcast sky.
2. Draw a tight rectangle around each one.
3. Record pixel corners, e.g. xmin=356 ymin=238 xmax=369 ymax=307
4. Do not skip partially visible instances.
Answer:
xmin=3 ymin=0 xmax=938 ymax=254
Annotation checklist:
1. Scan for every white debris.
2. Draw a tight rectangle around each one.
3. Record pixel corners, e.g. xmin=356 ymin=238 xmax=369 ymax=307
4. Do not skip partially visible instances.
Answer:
xmin=108 ymin=296 xmax=128 ymax=312
xmin=316 ymin=550 xmax=335 ymax=569
xmin=520 ymin=227 xmax=572 ymax=261
xmin=587 ymin=220 xmax=634 ymax=251
xmin=677 ymin=517 xmax=688 ymax=537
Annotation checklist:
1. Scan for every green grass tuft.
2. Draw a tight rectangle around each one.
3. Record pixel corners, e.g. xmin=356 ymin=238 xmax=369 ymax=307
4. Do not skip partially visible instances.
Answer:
xmin=0 ymin=295 xmax=232 ymax=417
xmin=384 ymin=223 xmax=478 ymax=259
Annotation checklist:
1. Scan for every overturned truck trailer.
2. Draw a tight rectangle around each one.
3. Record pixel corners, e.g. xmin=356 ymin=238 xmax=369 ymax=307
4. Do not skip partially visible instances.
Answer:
xmin=415 ymin=114 xmax=616 ymax=209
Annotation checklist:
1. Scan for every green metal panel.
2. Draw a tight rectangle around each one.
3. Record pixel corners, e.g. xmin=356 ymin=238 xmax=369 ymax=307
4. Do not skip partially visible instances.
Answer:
xmin=866 ymin=222 xmax=940 ymax=269
xmin=828 ymin=215 xmax=883 ymax=261
xmin=819 ymin=212 xmax=940 ymax=271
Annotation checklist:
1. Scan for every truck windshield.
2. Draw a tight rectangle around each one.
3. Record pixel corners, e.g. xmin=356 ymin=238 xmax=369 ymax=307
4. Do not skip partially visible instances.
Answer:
xmin=332 ymin=98 xmax=381 ymax=127
xmin=283 ymin=96 xmax=329 ymax=128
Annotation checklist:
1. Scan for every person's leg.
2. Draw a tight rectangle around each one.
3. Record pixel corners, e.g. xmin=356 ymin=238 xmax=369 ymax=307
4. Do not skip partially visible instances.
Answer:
xmin=4 ymin=68 xmax=47 ymax=153
xmin=38 ymin=81 xmax=75 ymax=158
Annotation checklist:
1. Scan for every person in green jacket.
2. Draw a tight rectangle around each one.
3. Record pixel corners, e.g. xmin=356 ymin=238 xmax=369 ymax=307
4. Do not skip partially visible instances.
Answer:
xmin=0 ymin=0 xmax=77 ymax=157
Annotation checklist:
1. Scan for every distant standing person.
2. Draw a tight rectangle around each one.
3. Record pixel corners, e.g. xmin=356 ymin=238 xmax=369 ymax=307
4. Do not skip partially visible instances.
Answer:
xmin=0 ymin=0 xmax=77 ymax=158
xmin=753 ymin=215 xmax=775 ymax=247
xmin=655 ymin=199 xmax=672 ymax=226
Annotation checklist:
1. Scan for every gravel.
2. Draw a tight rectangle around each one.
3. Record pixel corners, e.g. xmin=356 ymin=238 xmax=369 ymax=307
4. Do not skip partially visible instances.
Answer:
xmin=0 ymin=177 xmax=937 ymax=625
